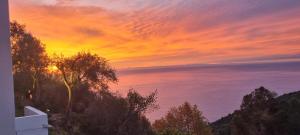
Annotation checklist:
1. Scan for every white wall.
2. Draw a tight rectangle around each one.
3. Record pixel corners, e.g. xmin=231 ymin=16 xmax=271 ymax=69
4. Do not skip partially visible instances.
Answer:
xmin=15 ymin=106 xmax=49 ymax=135
xmin=0 ymin=0 xmax=16 ymax=134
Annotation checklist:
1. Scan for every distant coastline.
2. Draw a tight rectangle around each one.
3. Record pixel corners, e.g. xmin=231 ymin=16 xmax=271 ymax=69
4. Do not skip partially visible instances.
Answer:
xmin=118 ymin=60 xmax=300 ymax=75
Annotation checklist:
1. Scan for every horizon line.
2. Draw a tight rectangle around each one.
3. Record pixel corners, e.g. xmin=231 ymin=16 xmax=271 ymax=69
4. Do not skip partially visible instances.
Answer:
xmin=117 ymin=60 xmax=300 ymax=74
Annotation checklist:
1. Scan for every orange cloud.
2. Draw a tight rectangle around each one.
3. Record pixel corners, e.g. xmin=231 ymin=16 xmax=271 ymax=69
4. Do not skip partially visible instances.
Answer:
xmin=9 ymin=0 xmax=300 ymax=68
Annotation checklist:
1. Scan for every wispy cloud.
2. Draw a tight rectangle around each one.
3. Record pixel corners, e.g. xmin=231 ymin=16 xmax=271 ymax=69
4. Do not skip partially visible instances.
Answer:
xmin=10 ymin=0 xmax=300 ymax=68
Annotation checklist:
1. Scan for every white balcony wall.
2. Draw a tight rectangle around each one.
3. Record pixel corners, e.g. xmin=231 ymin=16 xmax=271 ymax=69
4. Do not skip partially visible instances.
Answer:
xmin=15 ymin=106 xmax=49 ymax=135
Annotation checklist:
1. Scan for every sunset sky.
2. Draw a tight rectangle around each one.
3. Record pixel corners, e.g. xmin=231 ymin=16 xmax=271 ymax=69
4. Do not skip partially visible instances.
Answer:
xmin=9 ymin=0 xmax=300 ymax=68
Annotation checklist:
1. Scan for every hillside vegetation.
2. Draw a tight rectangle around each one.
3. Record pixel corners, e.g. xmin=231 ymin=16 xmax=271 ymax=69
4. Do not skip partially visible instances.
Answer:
xmin=212 ymin=87 xmax=300 ymax=135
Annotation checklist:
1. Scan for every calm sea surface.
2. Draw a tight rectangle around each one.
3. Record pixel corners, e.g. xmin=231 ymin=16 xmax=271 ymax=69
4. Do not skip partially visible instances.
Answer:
xmin=112 ymin=62 xmax=300 ymax=122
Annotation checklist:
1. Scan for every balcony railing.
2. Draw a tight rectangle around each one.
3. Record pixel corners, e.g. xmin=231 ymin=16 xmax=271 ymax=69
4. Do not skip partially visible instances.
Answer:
xmin=15 ymin=106 xmax=49 ymax=135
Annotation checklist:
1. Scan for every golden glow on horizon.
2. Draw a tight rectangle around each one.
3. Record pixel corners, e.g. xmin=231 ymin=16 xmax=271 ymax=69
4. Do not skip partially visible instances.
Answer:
xmin=9 ymin=1 xmax=300 ymax=68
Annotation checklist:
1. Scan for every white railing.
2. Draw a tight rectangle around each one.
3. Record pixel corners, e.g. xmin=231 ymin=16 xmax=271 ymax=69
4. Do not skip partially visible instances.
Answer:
xmin=15 ymin=106 xmax=49 ymax=135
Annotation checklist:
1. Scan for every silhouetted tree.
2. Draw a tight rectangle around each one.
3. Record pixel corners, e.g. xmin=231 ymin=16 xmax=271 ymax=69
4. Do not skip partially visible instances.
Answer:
xmin=240 ymin=87 xmax=277 ymax=111
xmin=212 ymin=87 xmax=300 ymax=135
xmin=54 ymin=52 xmax=117 ymax=111
xmin=153 ymin=102 xmax=213 ymax=135
xmin=230 ymin=87 xmax=277 ymax=135
xmin=117 ymin=90 xmax=158 ymax=135
xmin=10 ymin=21 xmax=49 ymax=111
xmin=50 ymin=90 xmax=157 ymax=135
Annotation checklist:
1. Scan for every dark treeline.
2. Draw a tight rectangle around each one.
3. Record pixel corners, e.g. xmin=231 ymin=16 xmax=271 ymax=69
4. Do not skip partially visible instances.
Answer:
xmin=11 ymin=21 xmax=300 ymax=135
xmin=212 ymin=87 xmax=300 ymax=135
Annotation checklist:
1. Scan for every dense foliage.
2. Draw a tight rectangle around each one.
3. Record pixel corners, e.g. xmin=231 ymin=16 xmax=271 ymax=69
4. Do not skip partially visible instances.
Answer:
xmin=10 ymin=22 xmax=50 ymax=115
xmin=153 ymin=102 xmax=213 ymax=135
xmin=211 ymin=87 xmax=300 ymax=135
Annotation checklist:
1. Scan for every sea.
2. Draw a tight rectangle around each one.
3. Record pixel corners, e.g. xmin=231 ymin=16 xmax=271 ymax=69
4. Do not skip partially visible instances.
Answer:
xmin=112 ymin=61 xmax=300 ymax=122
